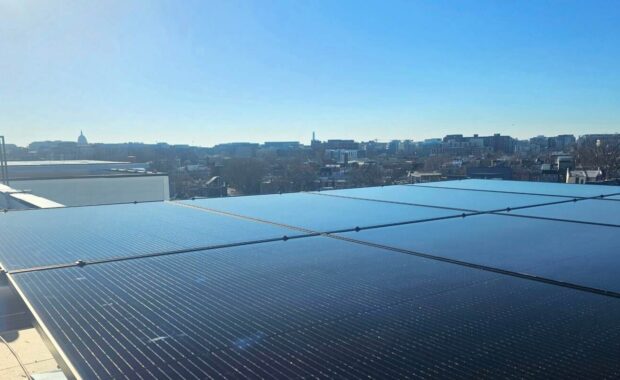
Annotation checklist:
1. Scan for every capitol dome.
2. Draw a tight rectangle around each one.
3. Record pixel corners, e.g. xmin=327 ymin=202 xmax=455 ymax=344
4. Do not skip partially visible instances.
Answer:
xmin=77 ymin=130 xmax=88 ymax=146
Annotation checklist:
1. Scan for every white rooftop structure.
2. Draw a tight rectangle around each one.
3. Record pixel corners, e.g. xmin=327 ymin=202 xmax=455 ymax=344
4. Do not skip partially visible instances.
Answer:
xmin=7 ymin=160 xmax=127 ymax=166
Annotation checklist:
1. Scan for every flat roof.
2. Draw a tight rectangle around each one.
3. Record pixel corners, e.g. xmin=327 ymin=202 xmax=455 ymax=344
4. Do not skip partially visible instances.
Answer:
xmin=0 ymin=184 xmax=64 ymax=210
xmin=9 ymin=193 xmax=64 ymax=208
xmin=7 ymin=160 xmax=129 ymax=166
xmin=0 ymin=184 xmax=18 ymax=194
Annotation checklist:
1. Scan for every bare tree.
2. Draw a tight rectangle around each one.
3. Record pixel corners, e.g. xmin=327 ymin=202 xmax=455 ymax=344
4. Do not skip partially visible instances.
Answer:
xmin=222 ymin=158 xmax=267 ymax=195
xmin=349 ymin=164 xmax=384 ymax=187
xmin=576 ymin=138 xmax=620 ymax=179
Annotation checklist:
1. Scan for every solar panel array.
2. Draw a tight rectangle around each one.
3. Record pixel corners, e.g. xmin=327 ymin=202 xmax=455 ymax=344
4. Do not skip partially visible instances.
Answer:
xmin=1 ymin=179 xmax=620 ymax=379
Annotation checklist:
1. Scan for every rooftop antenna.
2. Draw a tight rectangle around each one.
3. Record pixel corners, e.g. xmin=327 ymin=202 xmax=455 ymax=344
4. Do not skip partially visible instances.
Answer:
xmin=0 ymin=136 xmax=9 ymax=186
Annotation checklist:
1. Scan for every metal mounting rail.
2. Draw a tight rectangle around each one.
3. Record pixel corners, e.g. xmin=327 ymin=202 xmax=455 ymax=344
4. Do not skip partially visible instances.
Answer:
xmin=409 ymin=182 xmax=620 ymax=199
xmin=327 ymin=233 xmax=620 ymax=300
xmin=6 ymin=233 xmax=318 ymax=275
xmin=0 ymin=136 xmax=9 ymax=186
xmin=172 ymin=199 xmax=620 ymax=300
xmin=307 ymin=187 xmax=609 ymax=214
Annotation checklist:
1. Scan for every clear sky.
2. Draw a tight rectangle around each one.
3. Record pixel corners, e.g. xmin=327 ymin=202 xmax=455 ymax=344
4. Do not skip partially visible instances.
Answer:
xmin=1 ymin=0 xmax=619 ymax=147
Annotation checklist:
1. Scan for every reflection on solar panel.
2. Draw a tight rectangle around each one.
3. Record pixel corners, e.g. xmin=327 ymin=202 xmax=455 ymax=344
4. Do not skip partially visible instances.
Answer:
xmin=312 ymin=184 xmax=571 ymax=211
xmin=414 ymin=178 xmax=620 ymax=198
xmin=1 ymin=179 xmax=620 ymax=379
xmin=179 ymin=192 xmax=465 ymax=231
xmin=496 ymin=199 xmax=620 ymax=226
xmin=0 ymin=202 xmax=302 ymax=271
xmin=336 ymin=214 xmax=620 ymax=293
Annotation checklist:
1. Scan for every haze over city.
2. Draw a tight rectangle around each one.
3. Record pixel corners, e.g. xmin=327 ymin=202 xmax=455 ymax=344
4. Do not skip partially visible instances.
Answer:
xmin=2 ymin=0 xmax=619 ymax=147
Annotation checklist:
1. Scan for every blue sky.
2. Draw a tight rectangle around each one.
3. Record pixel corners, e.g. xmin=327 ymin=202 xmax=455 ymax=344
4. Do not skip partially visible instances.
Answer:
xmin=1 ymin=0 xmax=618 ymax=146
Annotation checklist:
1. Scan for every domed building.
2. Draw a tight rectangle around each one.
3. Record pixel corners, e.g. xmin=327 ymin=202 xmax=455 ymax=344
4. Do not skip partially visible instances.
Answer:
xmin=77 ymin=130 xmax=88 ymax=146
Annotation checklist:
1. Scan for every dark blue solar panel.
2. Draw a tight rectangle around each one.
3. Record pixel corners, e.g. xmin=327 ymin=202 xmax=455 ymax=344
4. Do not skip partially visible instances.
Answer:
xmin=179 ymin=192 xmax=462 ymax=231
xmin=338 ymin=214 xmax=620 ymax=293
xmin=497 ymin=199 xmax=620 ymax=226
xmin=416 ymin=179 xmax=620 ymax=197
xmin=0 ymin=202 xmax=296 ymax=271
xmin=314 ymin=185 xmax=565 ymax=211
xmin=10 ymin=236 xmax=620 ymax=379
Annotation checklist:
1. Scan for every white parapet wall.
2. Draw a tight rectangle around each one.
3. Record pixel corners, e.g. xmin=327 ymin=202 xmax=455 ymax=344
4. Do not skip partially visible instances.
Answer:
xmin=10 ymin=175 xmax=170 ymax=207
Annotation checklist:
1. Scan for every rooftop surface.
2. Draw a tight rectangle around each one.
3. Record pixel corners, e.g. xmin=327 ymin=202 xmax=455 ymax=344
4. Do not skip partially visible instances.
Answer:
xmin=7 ymin=160 xmax=129 ymax=166
xmin=0 ymin=328 xmax=61 ymax=379
xmin=1 ymin=179 xmax=620 ymax=379
xmin=0 ymin=184 xmax=63 ymax=210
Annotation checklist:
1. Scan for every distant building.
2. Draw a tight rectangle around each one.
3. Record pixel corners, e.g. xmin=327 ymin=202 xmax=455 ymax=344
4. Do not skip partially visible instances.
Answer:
xmin=263 ymin=141 xmax=300 ymax=150
xmin=324 ymin=139 xmax=359 ymax=150
xmin=360 ymin=141 xmax=387 ymax=157
xmin=482 ymin=133 xmax=514 ymax=154
xmin=529 ymin=135 xmax=548 ymax=153
xmin=211 ymin=142 xmax=259 ymax=158
xmin=566 ymin=168 xmax=604 ymax=184
xmin=387 ymin=140 xmax=402 ymax=155
xmin=578 ymin=134 xmax=620 ymax=147
xmin=77 ymin=130 xmax=88 ymax=146
xmin=529 ymin=134 xmax=576 ymax=153
xmin=467 ymin=166 xmax=513 ymax=180
xmin=441 ymin=134 xmax=485 ymax=155
xmin=549 ymin=134 xmax=576 ymax=151
xmin=556 ymin=155 xmax=574 ymax=172
xmin=408 ymin=171 xmax=443 ymax=183
xmin=324 ymin=149 xmax=358 ymax=164
xmin=316 ymin=164 xmax=348 ymax=189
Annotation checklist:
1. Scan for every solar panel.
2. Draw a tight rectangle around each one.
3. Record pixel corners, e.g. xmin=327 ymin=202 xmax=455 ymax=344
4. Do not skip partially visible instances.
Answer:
xmin=0 ymin=202 xmax=298 ymax=271
xmin=313 ymin=185 xmax=569 ymax=211
xmin=496 ymin=199 xmax=620 ymax=226
xmin=415 ymin=179 xmax=620 ymax=198
xmin=4 ymin=179 xmax=620 ymax=379
xmin=336 ymin=213 xmax=620 ymax=293
xmin=9 ymin=236 xmax=620 ymax=379
xmin=179 ymin=192 xmax=464 ymax=232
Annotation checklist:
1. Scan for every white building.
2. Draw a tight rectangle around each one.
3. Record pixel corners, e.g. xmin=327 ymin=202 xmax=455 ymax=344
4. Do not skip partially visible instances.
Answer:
xmin=324 ymin=149 xmax=358 ymax=164
xmin=566 ymin=168 xmax=603 ymax=184
xmin=6 ymin=160 xmax=169 ymax=207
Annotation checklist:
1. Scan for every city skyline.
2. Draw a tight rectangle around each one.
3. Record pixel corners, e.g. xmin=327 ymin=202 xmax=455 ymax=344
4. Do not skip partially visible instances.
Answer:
xmin=1 ymin=0 xmax=619 ymax=147
xmin=0 ymin=129 xmax=607 ymax=149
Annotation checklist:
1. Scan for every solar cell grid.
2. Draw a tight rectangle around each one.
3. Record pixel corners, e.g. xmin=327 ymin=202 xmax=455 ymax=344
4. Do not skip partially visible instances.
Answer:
xmin=0 ymin=202 xmax=298 ymax=271
xmin=415 ymin=179 xmax=620 ymax=198
xmin=496 ymin=199 xmax=620 ymax=226
xmin=312 ymin=185 xmax=574 ymax=212
xmin=10 ymin=236 xmax=620 ymax=379
xmin=337 ymin=213 xmax=620 ymax=294
xmin=178 ymin=192 xmax=464 ymax=232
